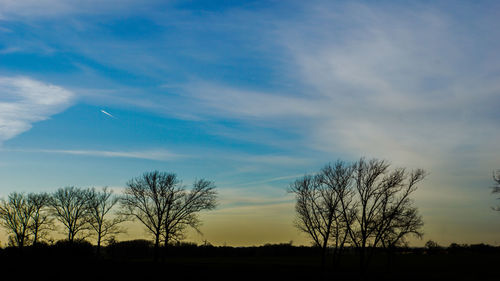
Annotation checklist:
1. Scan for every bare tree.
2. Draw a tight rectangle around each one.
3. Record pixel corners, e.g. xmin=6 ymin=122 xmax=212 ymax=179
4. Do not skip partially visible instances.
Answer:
xmin=50 ymin=186 xmax=91 ymax=242
xmin=121 ymin=171 xmax=217 ymax=261
xmin=86 ymin=187 xmax=125 ymax=254
xmin=348 ymin=158 xmax=426 ymax=270
xmin=162 ymin=178 xmax=217 ymax=246
xmin=289 ymin=161 xmax=354 ymax=269
xmin=317 ymin=161 xmax=356 ymax=267
xmin=290 ymin=158 xmax=426 ymax=271
xmin=0 ymin=193 xmax=34 ymax=248
xmin=27 ymin=192 xmax=54 ymax=246
xmin=121 ymin=171 xmax=179 ymax=261
xmin=289 ymin=175 xmax=331 ymax=268
xmin=492 ymin=170 xmax=500 ymax=211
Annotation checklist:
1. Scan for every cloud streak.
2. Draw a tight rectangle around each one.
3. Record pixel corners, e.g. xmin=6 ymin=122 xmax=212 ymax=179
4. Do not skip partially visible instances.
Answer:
xmin=14 ymin=148 xmax=182 ymax=161
xmin=0 ymin=0 xmax=162 ymax=19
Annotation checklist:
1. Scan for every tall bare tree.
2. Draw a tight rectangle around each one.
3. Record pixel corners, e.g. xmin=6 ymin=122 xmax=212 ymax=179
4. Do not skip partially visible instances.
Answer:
xmin=289 ymin=161 xmax=354 ymax=269
xmin=317 ymin=161 xmax=356 ymax=267
xmin=349 ymin=158 xmax=426 ymax=270
xmin=162 ymin=178 xmax=217 ymax=245
xmin=50 ymin=186 xmax=90 ymax=242
xmin=27 ymin=192 xmax=53 ymax=246
xmin=121 ymin=171 xmax=217 ymax=261
xmin=0 ymin=192 xmax=34 ymax=248
xmin=86 ymin=187 xmax=125 ymax=254
xmin=289 ymin=175 xmax=332 ymax=268
xmin=121 ymin=171 xmax=180 ymax=260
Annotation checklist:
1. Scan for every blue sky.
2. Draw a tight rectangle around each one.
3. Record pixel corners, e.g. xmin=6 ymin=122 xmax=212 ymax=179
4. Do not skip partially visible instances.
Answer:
xmin=0 ymin=0 xmax=499 ymax=246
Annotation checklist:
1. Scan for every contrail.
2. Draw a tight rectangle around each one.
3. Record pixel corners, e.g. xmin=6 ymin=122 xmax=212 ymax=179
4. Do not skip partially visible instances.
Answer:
xmin=100 ymin=109 xmax=116 ymax=119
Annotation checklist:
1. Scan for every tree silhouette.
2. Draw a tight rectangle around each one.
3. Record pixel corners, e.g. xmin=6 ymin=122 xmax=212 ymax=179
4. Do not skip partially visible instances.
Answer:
xmin=289 ymin=161 xmax=353 ymax=269
xmin=317 ymin=161 xmax=356 ymax=268
xmin=162 ymin=178 xmax=217 ymax=246
xmin=121 ymin=171 xmax=177 ymax=261
xmin=86 ymin=187 xmax=126 ymax=255
xmin=492 ymin=170 xmax=500 ymax=211
xmin=0 ymin=193 xmax=34 ymax=248
xmin=50 ymin=186 xmax=91 ymax=242
xmin=27 ymin=192 xmax=53 ymax=246
xmin=121 ymin=171 xmax=217 ymax=261
xmin=290 ymin=158 xmax=426 ymax=271
xmin=348 ymin=158 xmax=426 ymax=270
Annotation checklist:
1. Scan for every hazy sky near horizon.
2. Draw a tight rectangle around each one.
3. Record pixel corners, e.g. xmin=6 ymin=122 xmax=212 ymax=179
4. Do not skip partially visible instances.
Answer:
xmin=0 ymin=0 xmax=499 ymax=246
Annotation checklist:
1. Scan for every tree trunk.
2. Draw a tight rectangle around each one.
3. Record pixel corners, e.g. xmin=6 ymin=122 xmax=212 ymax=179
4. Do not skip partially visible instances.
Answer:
xmin=321 ymin=246 xmax=327 ymax=270
xmin=154 ymin=234 xmax=160 ymax=262
xmin=360 ymin=244 xmax=366 ymax=274
xmin=97 ymin=233 xmax=102 ymax=256
xmin=33 ymin=230 xmax=38 ymax=247
xmin=163 ymin=230 xmax=170 ymax=262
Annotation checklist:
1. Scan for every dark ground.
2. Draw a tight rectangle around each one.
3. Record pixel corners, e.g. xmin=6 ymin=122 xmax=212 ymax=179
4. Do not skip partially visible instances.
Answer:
xmin=1 ymin=241 xmax=499 ymax=281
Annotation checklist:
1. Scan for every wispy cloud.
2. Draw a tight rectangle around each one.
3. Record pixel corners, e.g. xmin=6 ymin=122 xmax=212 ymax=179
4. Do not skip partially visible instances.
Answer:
xmin=214 ymin=186 xmax=294 ymax=210
xmin=173 ymin=2 xmax=500 ymax=170
xmin=0 ymin=76 xmax=74 ymax=143
xmin=0 ymin=0 xmax=161 ymax=19
xmin=0 ymin=46 xmax=21 ymax=54
xmin=12 ymin=148 xmax=182 ymax=161
xmin=279 ymin=2 xmax=500 ymax=169
xmin=229 ymin=174 xmax=306 ymax=188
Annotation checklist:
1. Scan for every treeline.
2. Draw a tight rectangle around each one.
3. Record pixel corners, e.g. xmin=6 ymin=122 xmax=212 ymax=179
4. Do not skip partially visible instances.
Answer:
xmin=2 ymin=238 xmax=498 ymax=259
xmin=0 ymin=158 xmax=430 ymax=269
xmin=0 ymin=171 xmax=217 ymax=260
xmin=1 ymin=158 xmax=497 ymax=273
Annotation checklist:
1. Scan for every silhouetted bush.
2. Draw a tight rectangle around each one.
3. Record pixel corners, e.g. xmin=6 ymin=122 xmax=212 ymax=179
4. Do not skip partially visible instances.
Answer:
xmin=106 ymin=239 xmax=154 ymax=260
xmin=425 ymin=240 xmax=442 ymax=254
xmin=53 ymin=239 xmax=94 ymax=258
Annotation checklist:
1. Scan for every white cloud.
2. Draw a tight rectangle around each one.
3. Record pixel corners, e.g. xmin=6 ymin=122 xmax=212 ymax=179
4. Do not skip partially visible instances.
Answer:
xmin=0 ymin=76 xmax=74 ymax=143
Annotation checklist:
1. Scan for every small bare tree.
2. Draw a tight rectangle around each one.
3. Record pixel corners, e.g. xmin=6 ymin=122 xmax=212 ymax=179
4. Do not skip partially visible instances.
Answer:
xmin=492 ymin=170 xmax=500 ymax=211
xmin=50 ymin=186 xmax=91 ymax=242
xmin=86 ymin=187 xmax=126 ymax=255
xmin=0 ymin=193 xmax=34 ymax=248
xmin=27 ymin=192 xmax=54 ymax=246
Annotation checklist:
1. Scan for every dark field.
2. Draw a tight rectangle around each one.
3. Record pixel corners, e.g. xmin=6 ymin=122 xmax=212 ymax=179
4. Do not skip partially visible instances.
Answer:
xmin=1 ymin=241 xmax=499 ymax=281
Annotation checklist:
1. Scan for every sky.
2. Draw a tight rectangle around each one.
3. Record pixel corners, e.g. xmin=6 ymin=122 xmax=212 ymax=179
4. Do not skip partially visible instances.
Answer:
xmin=0 ymin=0 xmax=499 ymax=247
